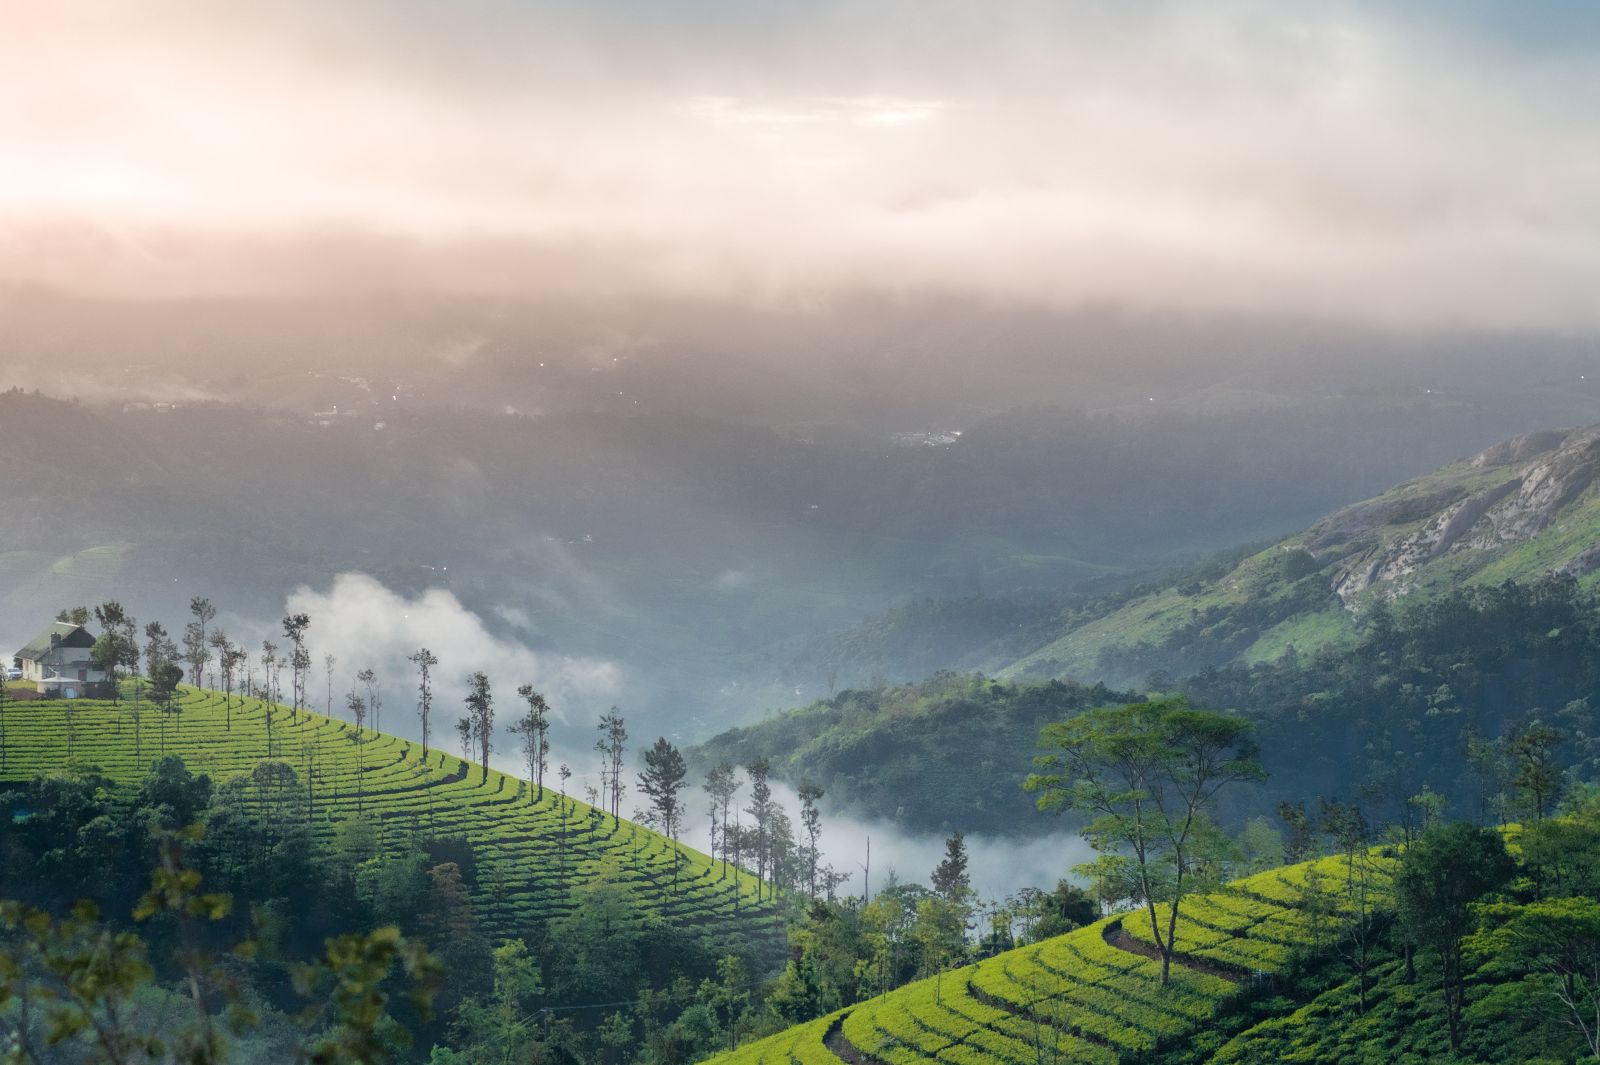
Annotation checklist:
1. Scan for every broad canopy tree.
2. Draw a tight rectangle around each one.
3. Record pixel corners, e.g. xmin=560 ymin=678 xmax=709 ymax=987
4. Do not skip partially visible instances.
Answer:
xmin=1025 ymin=695 xmax=1264 ymax=985
xmin=1396 ymin=821 xmax=1516 ymax=1052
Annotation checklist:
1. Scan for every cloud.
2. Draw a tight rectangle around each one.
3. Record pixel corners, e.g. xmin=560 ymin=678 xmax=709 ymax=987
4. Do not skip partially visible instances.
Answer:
xmin=675 ymin=780 xmax=1094 ymax=902
xmin=5 ymin=3 xmax=1600 ymax=327
xmin=712 ymin=569 xmax=752 ymax=593
xmin=275 ymin=573 xmax=622 ymax=733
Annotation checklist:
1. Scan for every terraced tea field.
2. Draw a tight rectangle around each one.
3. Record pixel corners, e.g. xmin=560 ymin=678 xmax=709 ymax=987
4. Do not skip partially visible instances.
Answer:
xmin=0 ymin=687 xmax=787 ymax=959
xmin=710 ymin=853 xmax=1395 ymax=1065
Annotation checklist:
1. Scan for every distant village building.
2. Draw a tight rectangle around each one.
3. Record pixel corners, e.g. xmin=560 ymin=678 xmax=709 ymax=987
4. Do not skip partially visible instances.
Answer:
xmin=14 ymin=622 xmax=105 ymax=699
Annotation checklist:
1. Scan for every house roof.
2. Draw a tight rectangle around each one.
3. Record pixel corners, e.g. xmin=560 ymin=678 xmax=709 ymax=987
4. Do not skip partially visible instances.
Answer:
xmin=17 ymin=622 xmax=97 ymax=661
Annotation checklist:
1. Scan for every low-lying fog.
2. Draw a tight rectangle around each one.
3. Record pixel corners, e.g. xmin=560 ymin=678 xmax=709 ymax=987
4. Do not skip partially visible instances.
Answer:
xmin=214 ymin=573 xmax=1093 ymax=903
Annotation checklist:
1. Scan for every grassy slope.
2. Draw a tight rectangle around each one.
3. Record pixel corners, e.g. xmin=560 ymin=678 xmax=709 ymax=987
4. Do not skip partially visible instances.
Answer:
xmin=706 ymin=853 xmax=1394 ymax=1065
xmin=1000 ymin=451 xmax=1600 ymax=684
xmin=0 ymin=687 xmax=786 ymax=959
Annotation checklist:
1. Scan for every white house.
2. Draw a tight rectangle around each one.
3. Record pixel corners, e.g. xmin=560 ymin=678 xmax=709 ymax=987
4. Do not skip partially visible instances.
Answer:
xmin=14 ymin=622 xmax=105 ymax=698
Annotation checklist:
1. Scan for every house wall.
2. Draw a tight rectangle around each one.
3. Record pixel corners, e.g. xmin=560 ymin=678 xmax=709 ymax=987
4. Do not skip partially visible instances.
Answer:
xmin=21 ymin=652 xmax=106 ymax=685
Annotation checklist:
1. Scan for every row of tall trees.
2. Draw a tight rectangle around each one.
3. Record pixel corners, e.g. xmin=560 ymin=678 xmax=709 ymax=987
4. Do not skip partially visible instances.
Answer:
xmin=28 ymin=602 xmax=850 ymax=913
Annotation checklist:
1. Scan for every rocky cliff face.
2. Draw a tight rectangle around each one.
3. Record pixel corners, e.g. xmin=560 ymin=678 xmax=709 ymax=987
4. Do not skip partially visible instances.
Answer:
xmin=1326 ymin=427 xmax=1600 ymax=601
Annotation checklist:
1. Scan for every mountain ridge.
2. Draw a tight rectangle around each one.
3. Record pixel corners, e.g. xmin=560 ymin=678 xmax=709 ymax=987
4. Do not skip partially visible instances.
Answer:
xmin=1001 ymin=422 xmax=1600 ymax=687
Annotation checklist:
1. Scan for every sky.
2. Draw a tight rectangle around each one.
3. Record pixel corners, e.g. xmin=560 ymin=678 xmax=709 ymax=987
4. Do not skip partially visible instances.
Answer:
xmin=6 ymin=2 xmax=1600 ymax=326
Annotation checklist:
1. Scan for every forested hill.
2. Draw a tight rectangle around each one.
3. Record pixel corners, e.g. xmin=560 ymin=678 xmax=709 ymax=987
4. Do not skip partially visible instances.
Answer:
xmin=700 ymin=576 xmax=1600 ymax=837
xmin=1000 ymin=423 xmax=1600 ymax=687
xmin=780 ymin=422 xmax=1600 ymax=699
xmin=704 ymin=428 xmax=1600 ymax=834
xmin=691 ymin=674 xmax=1136 ymax=836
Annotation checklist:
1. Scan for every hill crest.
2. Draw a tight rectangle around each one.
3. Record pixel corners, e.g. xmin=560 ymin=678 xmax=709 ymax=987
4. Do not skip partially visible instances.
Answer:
xmin=1003 ymin=422 xmax=1600 ymax=685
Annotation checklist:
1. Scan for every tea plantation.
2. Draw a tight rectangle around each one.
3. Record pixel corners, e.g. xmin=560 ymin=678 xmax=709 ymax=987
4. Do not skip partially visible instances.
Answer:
xmin=0 ymin=686 xmax=788 ymax=961
xmin=707 ymin=853 xmax=1395 ymax=1065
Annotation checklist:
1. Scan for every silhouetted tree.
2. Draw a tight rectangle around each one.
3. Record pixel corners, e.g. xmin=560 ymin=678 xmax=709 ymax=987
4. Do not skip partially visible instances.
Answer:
xmin=185 ymin=596 xmax=215 ymax=687
xmin=91 ymin=601 xmax=137 ymax=702
xmin=358 ymin=668 xmax=382 ymax=734
xmin=596 ymin=710 xmax=628 ymax=818
xmin=464 ymin=672 xmax=493 ymax=785
xmin=510 ymin=686 xmax=551 ymax=802
xmin=260 ymin=640 xmax=281 ymax=708
xmin=348 ymin=690 xmax=368 ymax=813
xmin=931 ymin=832 xmax=971 ymax=902
xmin=798 ymin=781 xmax=825 ymax=897
xmin=703 ymin=762 xmax=739 ymax=879
xmin=638 ymin=737 xmax=689 ymax=892
xmin=745 ymin=758 xmax=775 ymax=898
xmin=409 ymin=648 xmax=438 ymax=757
xmin=323 ymin=653 xmax=336 ymax=717
xmin=1509 ymin=721 xmax=1565 ymax=822
xmin=281 ymin=613 xmax=310 ymax=721
xmin=151 ymin=659 xmax=184 ymax=757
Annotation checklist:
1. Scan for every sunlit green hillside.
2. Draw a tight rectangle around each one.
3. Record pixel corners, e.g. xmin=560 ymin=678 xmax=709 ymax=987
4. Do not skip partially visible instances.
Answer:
xmin=0 ymin=686 xmax=786 ymax=960
xmin=706 ymin=854 xmax=1390 ymax=1065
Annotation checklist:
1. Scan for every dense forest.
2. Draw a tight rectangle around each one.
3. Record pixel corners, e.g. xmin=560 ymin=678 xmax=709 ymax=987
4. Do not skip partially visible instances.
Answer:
xmin=703 ymin=576 xmax=1600 ymax=838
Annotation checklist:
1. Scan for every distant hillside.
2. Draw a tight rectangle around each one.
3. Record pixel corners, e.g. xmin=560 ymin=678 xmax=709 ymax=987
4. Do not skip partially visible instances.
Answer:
xmin=697 ymin=434 xmax=1600 ymax=832
xmin=1 ymin=387 xmax=1590 ymax=740
xmin=1002 ymin=424 xmax=1600 ymax=688
xmin=691 ymin=673 xmax=1135 ymax=836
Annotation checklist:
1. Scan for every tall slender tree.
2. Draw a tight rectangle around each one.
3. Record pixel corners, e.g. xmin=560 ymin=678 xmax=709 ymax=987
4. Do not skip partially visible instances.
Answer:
xmin=557 ymin=763 xmax=573 ymax=882
xmin=260 ymin=640 xmax=280 ymax=707
xmin=281 ymin=613 xmax=310 ymax=721
xmin=323 ymin=653 xmax=337 ymax=717
xmin=138 ymin=621 xmax=172 ymax=765
xmin=181 ymin=621 xmax=208 ymax=692
xmin=347 ymin=690 xmax=368 ymax=814
xmin=260 ymin=641 xmax=282 ymax=757
xmin=798 ymin=781 xmax=826 ymax=898
xmin=208 ymin=630 xmax=230 ymax=705
xmin=1508 ymin=721 xmax=1565 ymax=822
xmin=456 ymin=716 xmax=473 ymax=768
xmin=745 ymin=758 xmax=775 ymax=899
xmin=704 ymin=762 xmax=740 ymax=879
xmin=209 ymin=632 xmax=241 ymax=729
xmin=358 ymin=668 xmax=381 ymax=734
xmin=409 ymin=648 xmax=438 ymax=757
xmin=638 ymin=737 xmax=689 ymax=893
xmin=186 ymin=597 xmax=215 ymax=687
xmin=150 ymin=655 xmax=182 ymax=758
xmin=510 ymin=685 xmax=551 ymax=802
xmin=91 ymin=602 xmax=136 ymax=702
xmin=595 ymin=709 xmax=628 ymax=818
xmin=465 ymin=672 xmax=494 ymax=785
xmin=931 ymin=832 xmax=972 ymax=902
